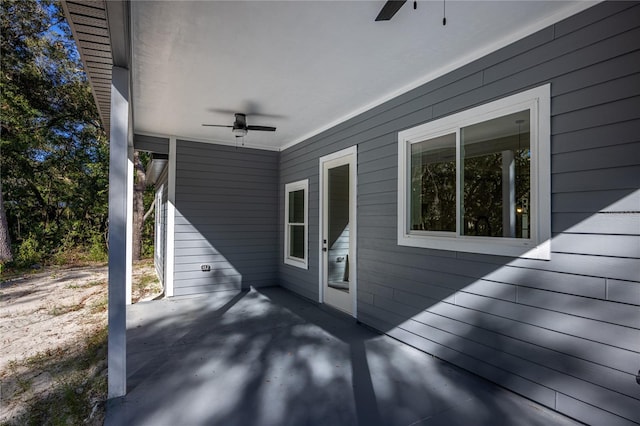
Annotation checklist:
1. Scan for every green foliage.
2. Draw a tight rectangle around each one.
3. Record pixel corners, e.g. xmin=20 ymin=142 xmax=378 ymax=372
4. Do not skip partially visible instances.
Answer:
xmin=141 ymin=183 xmax=156 ymax=259
xmin=461 ymin=148 xmax=530 ymax=237
xmin=1 ymin=0 xmax=109 ymax=267
xmin=88 ymin=231 xmax=108 ymax=262
xmin=15 ymin=235 xmax=44 ymax=268
xmin=50 ymin=227 xmax=106 ymax=266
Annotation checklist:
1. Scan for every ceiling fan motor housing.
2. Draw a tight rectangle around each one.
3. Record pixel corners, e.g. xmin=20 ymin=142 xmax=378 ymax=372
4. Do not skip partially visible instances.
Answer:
xmin=202 ymin=112 xmax=275 ymax=137
xmin=232 ymin=113 xmax=248 ymax=136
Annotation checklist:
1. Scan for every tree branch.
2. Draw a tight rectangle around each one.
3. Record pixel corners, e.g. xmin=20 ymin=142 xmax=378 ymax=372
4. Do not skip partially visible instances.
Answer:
xmin=143 ymin=201 xmax=155 ymax=222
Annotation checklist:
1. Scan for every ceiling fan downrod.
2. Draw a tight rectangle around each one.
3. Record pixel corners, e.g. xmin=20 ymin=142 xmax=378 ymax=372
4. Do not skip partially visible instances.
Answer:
xmin=443 ymin=0 xmax=447 ymax=25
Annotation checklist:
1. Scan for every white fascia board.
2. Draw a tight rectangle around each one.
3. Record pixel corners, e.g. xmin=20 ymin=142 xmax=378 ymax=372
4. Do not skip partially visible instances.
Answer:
xmin=164 ymin=136 xmax=177 ymax=297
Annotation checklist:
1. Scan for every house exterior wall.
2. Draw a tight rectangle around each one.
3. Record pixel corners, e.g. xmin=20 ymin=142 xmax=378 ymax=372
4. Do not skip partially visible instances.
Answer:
xmin=154 ymin=165 xmax=168 ymax=285
xmin=134 ymin=134 xmax=169 ymax=155
xmin=174 ymin=140 xmax=279 ymax=296
xmin=279 ymin=2 xmax=640 ymax=425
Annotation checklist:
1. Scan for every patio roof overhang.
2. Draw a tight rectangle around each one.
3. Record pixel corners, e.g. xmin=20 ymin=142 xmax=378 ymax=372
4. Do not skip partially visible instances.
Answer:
xmin=64 ymin=0 xmax=597 ymax=151
xmin=61 ymin=0 xmax=131 ymax=137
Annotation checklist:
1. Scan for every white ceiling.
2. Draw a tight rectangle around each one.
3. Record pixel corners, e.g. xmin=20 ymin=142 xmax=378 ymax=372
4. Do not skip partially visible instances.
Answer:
xmin=131 ymin=0 xmax=596 ymax=151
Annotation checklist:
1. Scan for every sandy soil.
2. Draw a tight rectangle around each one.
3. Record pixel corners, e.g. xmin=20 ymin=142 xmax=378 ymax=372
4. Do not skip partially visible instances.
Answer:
xmin=0 ymin=266 xmax=110 ymax=373
xmin=0 ymin=261 xmax=160 ymax=424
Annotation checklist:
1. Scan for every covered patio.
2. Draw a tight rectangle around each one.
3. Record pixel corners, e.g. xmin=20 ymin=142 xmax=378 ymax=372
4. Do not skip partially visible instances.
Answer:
xmin=106 ymin=286 xmax=580 ymax=426
xmin=62 ymin=1 xmax=640 ymax=424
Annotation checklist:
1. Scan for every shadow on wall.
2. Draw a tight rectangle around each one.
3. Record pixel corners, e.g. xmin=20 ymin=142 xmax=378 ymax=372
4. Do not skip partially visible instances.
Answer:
xmin=355 ymin=185 xmax=640 ymax=426
xmin=170 ymin=141 xmax=280 ymax=296
xmin=170 ymin=230 xmax=244 ymax=292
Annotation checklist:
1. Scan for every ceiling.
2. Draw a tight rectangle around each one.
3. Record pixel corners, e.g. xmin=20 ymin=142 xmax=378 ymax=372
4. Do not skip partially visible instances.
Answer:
xmin=130 ymin=1 xmax=596 ymax=151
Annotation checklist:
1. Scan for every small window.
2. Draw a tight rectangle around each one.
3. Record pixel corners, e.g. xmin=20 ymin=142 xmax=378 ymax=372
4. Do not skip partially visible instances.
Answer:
xmin=285 ymin=179 xmax=309 ymax=268
xmin=398 ymin=85 xmax=551 ymax=259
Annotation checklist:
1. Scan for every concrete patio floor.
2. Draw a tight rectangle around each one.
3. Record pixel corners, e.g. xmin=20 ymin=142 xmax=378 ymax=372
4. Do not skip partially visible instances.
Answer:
xmin=105 ymin=287 xmax=582 ymax=426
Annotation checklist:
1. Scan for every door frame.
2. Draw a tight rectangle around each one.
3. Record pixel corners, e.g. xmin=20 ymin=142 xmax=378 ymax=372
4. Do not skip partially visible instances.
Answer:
xmin=318 ymin=145 xmax=357 ymax=317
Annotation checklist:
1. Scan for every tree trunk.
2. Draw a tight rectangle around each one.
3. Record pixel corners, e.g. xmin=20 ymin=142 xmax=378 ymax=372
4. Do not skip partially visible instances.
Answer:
xmin=132 ymin=150 xmax=147 ymax=261
xmin=0 ymin=180 xmax=13 ymax=262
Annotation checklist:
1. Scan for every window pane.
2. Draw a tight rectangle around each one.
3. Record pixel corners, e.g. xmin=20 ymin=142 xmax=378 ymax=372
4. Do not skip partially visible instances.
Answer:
xmin=289 ymin=225 xmax=305 ymax=259
xmin=410 ymin=133 xmax=456 ymax=232
xmin=288 ymin=190 xmax=305 ymax=223
xmin=460 ymin=110 xmax=530 ymax=238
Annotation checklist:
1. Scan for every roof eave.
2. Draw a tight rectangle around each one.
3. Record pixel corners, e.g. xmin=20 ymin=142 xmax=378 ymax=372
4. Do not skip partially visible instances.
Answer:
xmin=60 ymin=0 xmax=131 ymax=136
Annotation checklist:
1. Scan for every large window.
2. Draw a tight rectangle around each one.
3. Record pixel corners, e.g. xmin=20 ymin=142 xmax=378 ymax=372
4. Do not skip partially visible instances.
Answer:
xmin=284 ymin=179 xmax=309 ymax=268
xmin=398 ymin=85 xmax=550 ymax=259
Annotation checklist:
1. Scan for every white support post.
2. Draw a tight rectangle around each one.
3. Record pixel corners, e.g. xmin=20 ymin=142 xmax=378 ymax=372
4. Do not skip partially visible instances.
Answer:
xmin=108 ymin=66 xmax=129 ymax=399
xmin=126 ymin=145 xmax=133 ymax=305
xmin=164 ymin=136 xmax=177 ymax=297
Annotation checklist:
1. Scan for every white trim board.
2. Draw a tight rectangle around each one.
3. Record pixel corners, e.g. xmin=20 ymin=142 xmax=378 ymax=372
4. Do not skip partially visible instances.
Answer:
xmin=125 ymin=146 xmax=134 ymax=305
xmin=284 ymin=179 xmax=309 ymax=270
xmin=164 ymin=136 xmax=177 ymax=298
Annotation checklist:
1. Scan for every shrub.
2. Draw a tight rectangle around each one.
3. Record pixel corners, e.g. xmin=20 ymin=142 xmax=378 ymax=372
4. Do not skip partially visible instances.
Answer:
xmin=15 ymin=235 xmax=44 ymax=268
xmin=88 ymin=231 xmax=107 ymax=262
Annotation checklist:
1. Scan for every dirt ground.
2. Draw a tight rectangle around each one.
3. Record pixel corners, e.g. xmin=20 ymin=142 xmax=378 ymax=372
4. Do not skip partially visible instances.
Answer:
xmin=0 ymin=261 xmax=161 ymax=425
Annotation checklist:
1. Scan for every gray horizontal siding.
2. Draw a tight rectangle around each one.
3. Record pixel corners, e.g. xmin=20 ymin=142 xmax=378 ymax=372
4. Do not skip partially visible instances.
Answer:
xmin=279 ymin=2 xmax=640 ymax=425
xmin=552 ymin=189 xmax=640 ymax=213
xmin=133 ymin=134 xmax=169 ymax=154
xmin=174 ymin=140 xmax=279 ymax=294
xmin=278 ymin=163 xmax=320 ymax=301
xmin=552 ymin=119 xmax=640 ymax=154
xmin=552 ymin=212 xmax=640 ymax=235
xmin=552 ymin=142 xmax=640 ymax=174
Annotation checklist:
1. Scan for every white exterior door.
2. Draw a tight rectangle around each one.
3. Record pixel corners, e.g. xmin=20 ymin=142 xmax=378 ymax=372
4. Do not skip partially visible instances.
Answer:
xmin=319 ymin=146 xmax=357 ymax=316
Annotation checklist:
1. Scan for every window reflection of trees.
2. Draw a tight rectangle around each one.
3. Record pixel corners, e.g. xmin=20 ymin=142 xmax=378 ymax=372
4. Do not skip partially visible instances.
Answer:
xmin=411 ymin=146 xmax=530 ymax=238
xmin=462 ymin=148 xmax=530 ymax=238
xmin=411 ymin=161 xmax=456 ymax=232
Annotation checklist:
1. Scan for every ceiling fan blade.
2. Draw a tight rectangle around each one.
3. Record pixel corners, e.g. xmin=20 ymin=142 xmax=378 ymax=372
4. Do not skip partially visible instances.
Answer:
xmin=375 ymin=0 xmax=407 ymax=21
xmin=207 ymin=107 xmax=238 ymax=116
xmin=208 ymin=107 xmax=285 ymax=120
xmin=202 ymin=124 xmax=233 ymax=128
xmin=247 ymin=125 xmax=276 ymax=132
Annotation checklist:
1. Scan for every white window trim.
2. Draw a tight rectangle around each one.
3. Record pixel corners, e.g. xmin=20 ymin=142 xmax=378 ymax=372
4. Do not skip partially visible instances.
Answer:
xmin=284 ymin=179 xmax=309 ymax=269
xmin=397 ymin=84 xmax=551 ymax=260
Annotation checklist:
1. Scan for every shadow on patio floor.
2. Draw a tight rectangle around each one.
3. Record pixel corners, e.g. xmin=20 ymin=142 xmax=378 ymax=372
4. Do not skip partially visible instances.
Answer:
xmin=106 ymin=287 xmax=581 ymax=426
